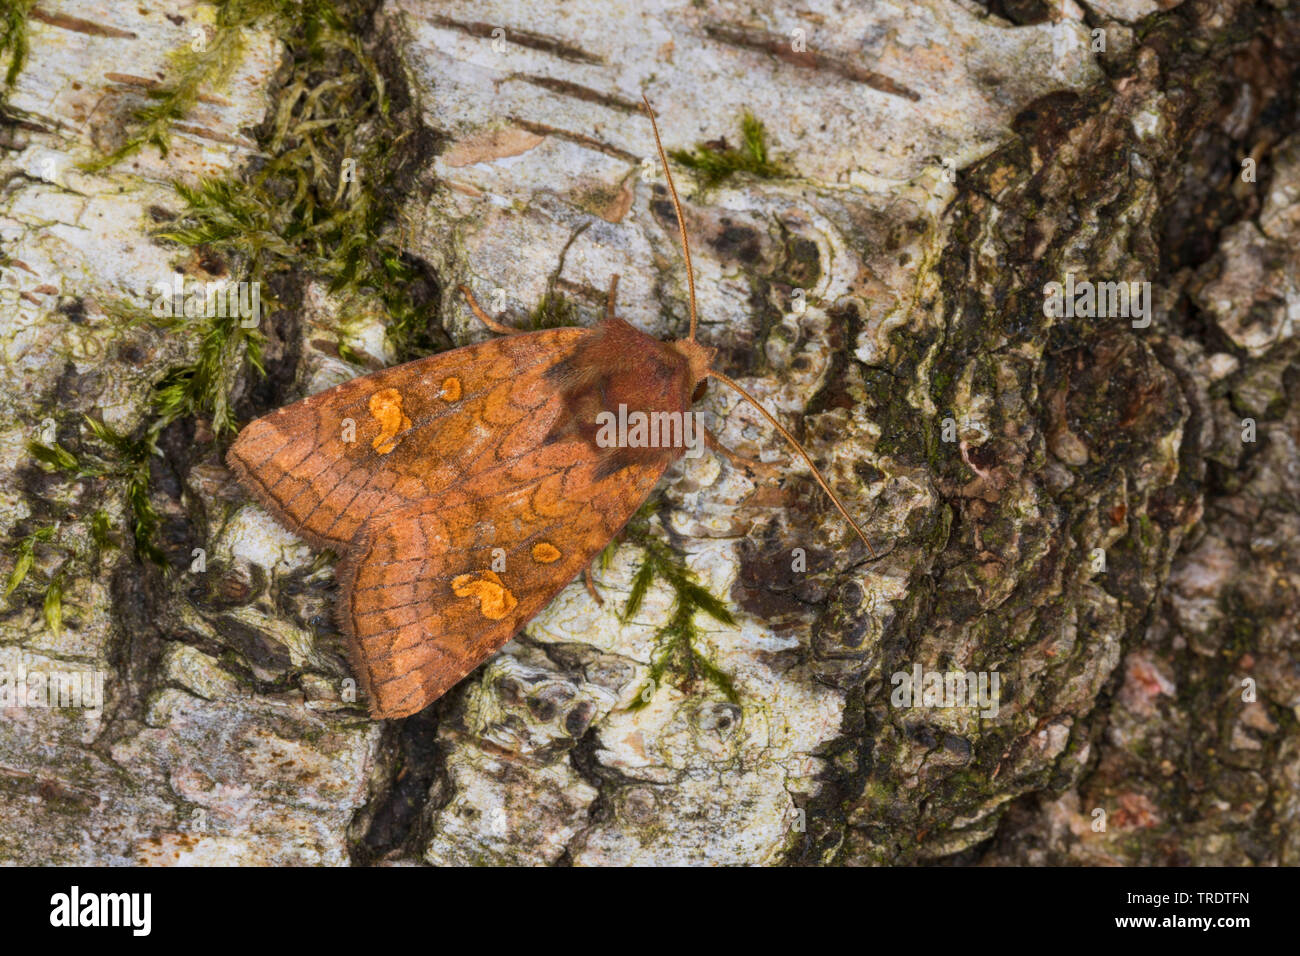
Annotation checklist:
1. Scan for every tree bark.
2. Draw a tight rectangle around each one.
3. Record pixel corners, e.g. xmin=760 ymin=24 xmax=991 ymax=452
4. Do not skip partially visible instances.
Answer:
xmin=0 ymin=0 xmax=1296 ymax=865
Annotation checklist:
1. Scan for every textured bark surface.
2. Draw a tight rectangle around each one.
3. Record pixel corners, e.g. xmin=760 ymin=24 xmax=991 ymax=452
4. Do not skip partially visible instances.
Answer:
xmin=0 ymin=0 xmax=1296 ymax=865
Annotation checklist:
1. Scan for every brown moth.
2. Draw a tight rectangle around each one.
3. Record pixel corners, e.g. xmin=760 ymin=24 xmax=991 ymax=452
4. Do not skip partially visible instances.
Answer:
xmin=227 ymin=99 xmax=875 ymax=719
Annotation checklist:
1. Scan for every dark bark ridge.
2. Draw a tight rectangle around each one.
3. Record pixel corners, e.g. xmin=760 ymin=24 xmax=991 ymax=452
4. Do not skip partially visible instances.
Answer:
xmin=785 ymin=0 xmax=1300 ymax=865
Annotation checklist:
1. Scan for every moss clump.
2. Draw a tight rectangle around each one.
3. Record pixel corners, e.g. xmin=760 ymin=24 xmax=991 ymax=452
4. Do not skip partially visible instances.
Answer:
xmin=146 ymin=2 xmax=442 ymax=362
xmin=669 ymin=111 xmax=788 ymax=189
xmin=0 ymin=0 xmax=35 ymax=90
xmin=122 ymin=258 xmax=267 ymax=438
xmin=528 ymin=291 xmax=580 ymax=329
xmin=89 ymin=510 xmax=115 ymax=550
xmin=614 ymin=505 xmax=739 ymax=709
xmin=64 ymin=0 xmax=442 ymax=561
xmin=3 ymin=525 xmax=56 ymax=601
xmin=5 ymin=435 xmax=141 ymax=634
xmin=29 ymin=416 xmax=166 ymax=567
xmin=82 ymin=0 xmax=302 ymax=172
xmin=4 ymin=524 xmax=81 ymax=638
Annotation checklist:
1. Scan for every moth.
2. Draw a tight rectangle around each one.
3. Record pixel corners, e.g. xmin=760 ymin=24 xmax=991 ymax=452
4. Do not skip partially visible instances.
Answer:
xmin=227 ymin=99 xmax=875 ymax=719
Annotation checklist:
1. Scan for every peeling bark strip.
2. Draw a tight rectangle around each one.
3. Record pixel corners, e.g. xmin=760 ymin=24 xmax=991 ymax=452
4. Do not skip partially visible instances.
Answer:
xmin=510 ymin=74 xmax=643 ymax=114
xmin=101 ymin=73 xmax=232 ymax=107
xmin=423 ymin=13 xmax=602 ymax=64
xmin=29 ymin=9 xmax=137 ymax=39
xmin=170 ymin=122 xmax=255 ymax=147
xmin=704 ymin=24 xmax=921 ymax=102
xmin=508 ymin=116 xmax=638 ymax=162
xmin=442 ymin=126 xmax=545 ymax=167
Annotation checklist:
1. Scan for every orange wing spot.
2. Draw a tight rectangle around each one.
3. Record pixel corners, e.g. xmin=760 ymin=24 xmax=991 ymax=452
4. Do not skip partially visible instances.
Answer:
xmin=531 ymin=542 xmax=561 ymax=563
xmin=369 ymin=388 xmax=412 ymax=455
xmin=440 ymin=377 xmax=462 ymax=402
xmin=451 ymin=570 xmax=518 ymax=620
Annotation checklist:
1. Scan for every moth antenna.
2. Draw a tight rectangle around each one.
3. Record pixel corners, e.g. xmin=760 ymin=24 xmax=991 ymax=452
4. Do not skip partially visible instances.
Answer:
xmin=642 ymin=94 xmax=698 ymax=342
xmin=605 ymin=273 xmax=621 ymax=320
xmin=459 ymin=285 xmax=521 ymax=336
xmin=707 ymin=369 xmax=877 ymax=558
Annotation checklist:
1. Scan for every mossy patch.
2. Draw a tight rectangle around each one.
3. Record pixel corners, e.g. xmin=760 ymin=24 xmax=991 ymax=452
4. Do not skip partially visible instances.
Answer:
xmin=611 ymin=503 xmax=739 ymax=709
xmin=30 ymin=0 xmax=444 ymax=570
xmin=529 ymin=290 xmax=580 ymax=330
xmin=669 ymin=110 xmax=789 ymax=189
xmin=147 ymin=2 xmax=444 ymax=364
xmin=0 ymin=0 xmax=35 ymax=91
xmin=28 ymin=415 xmax=165 ymax=567
xmin=82 ymin=0 xmax=306 ymax=172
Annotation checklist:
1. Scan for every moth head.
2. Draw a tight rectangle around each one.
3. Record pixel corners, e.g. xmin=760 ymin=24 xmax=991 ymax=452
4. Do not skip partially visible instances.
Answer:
xmin=670 ymin=337 xmax=715 ymax=403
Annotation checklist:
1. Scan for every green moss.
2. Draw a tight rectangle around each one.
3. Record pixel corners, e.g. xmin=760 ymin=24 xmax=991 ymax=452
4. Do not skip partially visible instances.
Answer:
xmin=82 ymin=0 xmax=303 ymax=172
xmin=617 ymin=505 xmax=739 ymax=709
xmin=65 ymin=0 xmax=444 ymax=562
xmin=633 ymin=602 xmax=740 ymax=709
xmin=529 ymin=291 xmax=579 ymax=330
xmin=142 ymin=2 xmax=442 ymax=362
xmin=669 ymin=110 xmax=789 ymax=189
xmin=2 ymin=524 xmax=74 ymax=637
xmin=7 ymin=417 xmax=170 ymax=637
xmin=89 ymin=510 xmax=115 ymax=551
xmin=1137 ymin=512 xmax=1155 ymax=549
xmin=28 ymin=416 xmax=166 ymax=567
xmin=42 ymin=566 xmax=64 ymax=635
xmin=137 ymin=286 xmax=265 ymax=438
xmin=930 ymin=366 xmax=953 ymax=404
xmin=0 ymin=0 xmax=35 ymax=90
xmin=3 ymin=524 xmax=55 ymax=598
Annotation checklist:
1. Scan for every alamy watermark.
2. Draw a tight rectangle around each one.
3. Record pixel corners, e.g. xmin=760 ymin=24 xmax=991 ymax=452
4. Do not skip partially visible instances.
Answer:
xmin=1043 ymin=273 xmax=1151 ymax=328
xmin=594 ymin=404 xmax=705 ymax=458
xmin=50 ymin=886 xmax=150 ymax=936
xmin=890 ymin=663 xmax=1000 ymax=719
xmin=150 ymin=272 xmax=261 ymax=327
xmin=0 ymin=652 xmax=104 ymax=711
